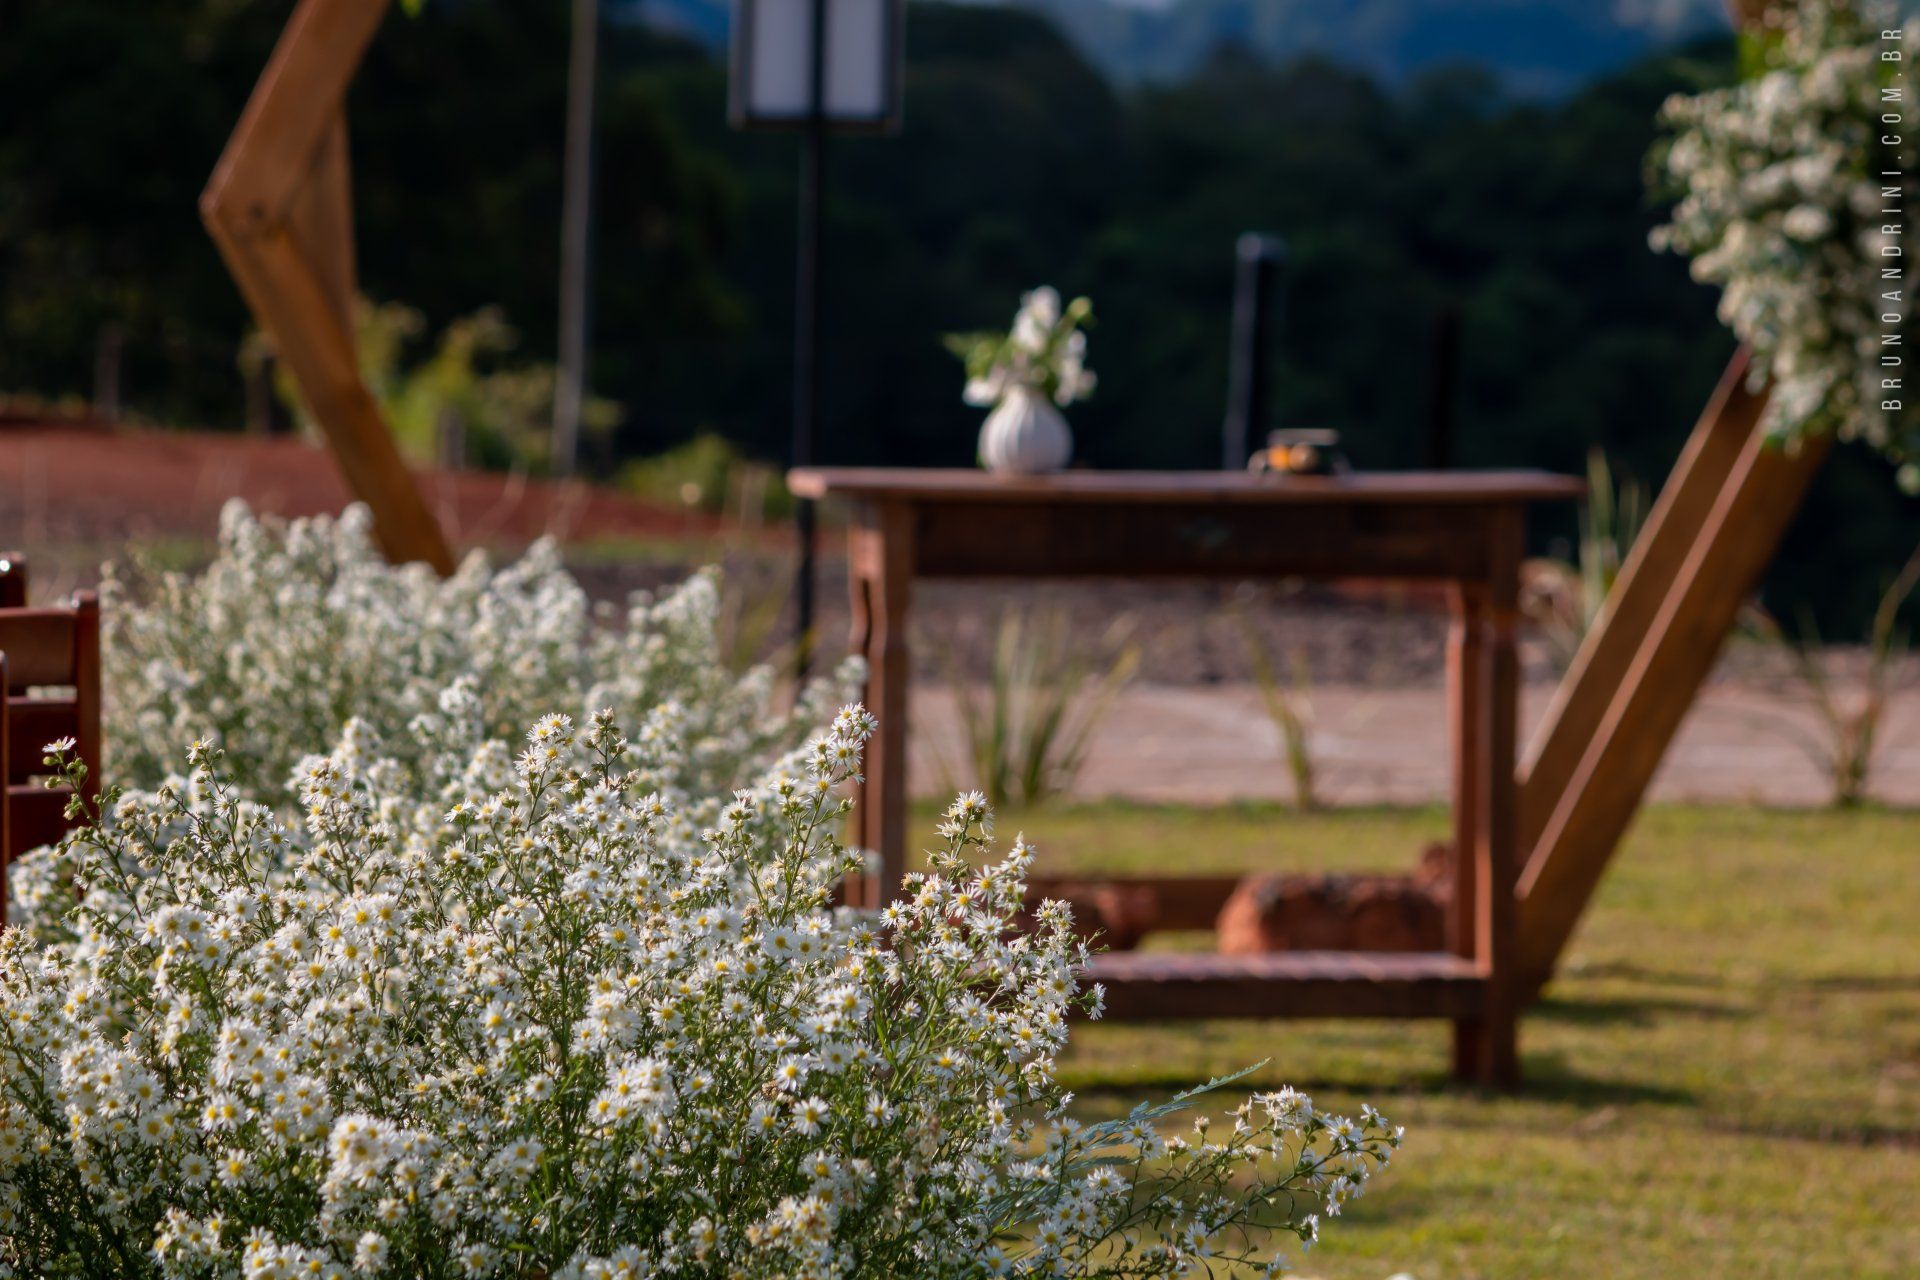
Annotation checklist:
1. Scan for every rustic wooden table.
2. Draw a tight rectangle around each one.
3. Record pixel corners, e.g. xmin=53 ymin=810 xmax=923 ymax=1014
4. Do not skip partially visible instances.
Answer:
xmin=788 ymin=467 xmax=1582 ymax=1085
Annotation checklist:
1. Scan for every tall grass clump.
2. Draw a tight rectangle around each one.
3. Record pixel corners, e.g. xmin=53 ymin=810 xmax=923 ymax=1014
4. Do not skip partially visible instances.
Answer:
xmin=936 ymin=610 xmax=1138 ymax=809
xmin=1522 ymin=449 xmax=1648 ymax=667
xmin=1747 ymin=544 xmax=1920 ymax=807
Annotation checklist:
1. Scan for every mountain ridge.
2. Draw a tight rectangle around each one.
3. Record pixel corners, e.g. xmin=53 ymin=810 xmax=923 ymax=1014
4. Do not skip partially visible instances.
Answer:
xmin=623 ymin=0 xmax=1730 ymax=96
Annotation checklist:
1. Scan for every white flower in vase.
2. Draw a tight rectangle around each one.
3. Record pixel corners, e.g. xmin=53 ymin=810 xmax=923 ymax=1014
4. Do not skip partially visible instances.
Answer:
xmin=946 ymin=286 xmax=1096 ymax=475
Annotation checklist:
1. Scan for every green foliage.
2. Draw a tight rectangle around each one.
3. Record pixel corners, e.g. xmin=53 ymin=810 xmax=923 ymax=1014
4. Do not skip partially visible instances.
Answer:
xmin=244 ymin=298 xmax=620 ymax=472
xmin=617 ymin=431 xmax=790 ymax=520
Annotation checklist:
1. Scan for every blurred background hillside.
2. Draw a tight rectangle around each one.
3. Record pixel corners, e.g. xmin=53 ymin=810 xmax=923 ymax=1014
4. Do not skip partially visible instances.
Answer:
xmin=3 ymin=0 xmax=1914 ymax=632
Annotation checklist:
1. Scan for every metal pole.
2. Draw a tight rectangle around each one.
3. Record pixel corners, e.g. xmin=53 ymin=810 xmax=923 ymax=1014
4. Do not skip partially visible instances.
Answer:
xmin=1222 ymin=232 xmax=1284 ymax=470
xmin=552 ymin=0 xmax=600 ymax=478
xmin=1424 ymin=302 xmax=1463 ymax=470
xmin=792 ymin=0 xmax=829 ymax=680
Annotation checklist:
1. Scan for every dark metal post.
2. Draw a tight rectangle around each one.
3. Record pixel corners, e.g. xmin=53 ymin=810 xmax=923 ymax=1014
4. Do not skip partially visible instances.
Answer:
xmin=553 ymin=0 xmax=600 ymax=478
xmin=1424 ymin=302 xmax=1463 ymax=470
xmin=791 ymin=0 xmax=829 ymax=680
xmin=1222 ymin=232 xmax=1284 ymax=470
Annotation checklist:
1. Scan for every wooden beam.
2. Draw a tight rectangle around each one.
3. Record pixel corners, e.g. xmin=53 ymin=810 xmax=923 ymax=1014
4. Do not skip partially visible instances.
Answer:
xmin=1518 ymin=349 xmax=1765 ymax=849
xmin=207 ymin=212 xmax=453 ymax=573
xmin=286 ymin=113 xmax=358 ymax=328
xmin=202 ymin=0 xmax=389 ymax=233
xmin=202 ymin=0 xmax=454 ymax=574
xmin=1516 ymin=421 xmax=1829 ymax=991
xmin=1511 ymin=0 xmax=1829 ymax=994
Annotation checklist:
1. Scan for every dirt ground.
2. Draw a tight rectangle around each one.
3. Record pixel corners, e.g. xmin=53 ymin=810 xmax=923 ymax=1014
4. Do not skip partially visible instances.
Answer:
xmin=815 ymin=579 xmax=1919 ymax=811
xmin=0 ymin=418 xmax=720 ymax=555
xmin=910 ymin=676 xmax=1920 ymax=807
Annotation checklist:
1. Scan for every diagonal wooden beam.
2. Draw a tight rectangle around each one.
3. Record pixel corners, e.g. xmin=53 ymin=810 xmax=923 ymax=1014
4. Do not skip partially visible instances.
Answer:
xmin=202 ymin=0 xmax=453 ymax=573
xmin=1508 ymin=0 xmax=1836 ymax=996
xmin=286 ymin=114 xmax=358 ymax=329
xmin=1515 ymin=405 xmax=1828 ymax=992
xmin=203 ymin=0 xmax=388 ymax=235
xmin=1517 ymin=349 xmax=1767 ymax=851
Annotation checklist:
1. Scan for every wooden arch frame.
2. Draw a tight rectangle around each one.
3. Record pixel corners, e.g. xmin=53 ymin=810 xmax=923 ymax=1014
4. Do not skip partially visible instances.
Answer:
xmin=204 ymin=0 xmax=1833 ymax=993
xmin=202 ymin=0 xmax=453 ymax=574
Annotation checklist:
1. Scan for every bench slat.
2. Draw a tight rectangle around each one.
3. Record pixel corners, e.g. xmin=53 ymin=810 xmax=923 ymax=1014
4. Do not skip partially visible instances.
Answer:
xmin=4 ymin=783 xmax=77 ymax=857
xmin=1084 ymin=950 xmax=1486 ymax=1020
xmin=0 ymin=610 xmax=80 ymax=690
xmin=6 ymin=697 xmax=80 ymax=783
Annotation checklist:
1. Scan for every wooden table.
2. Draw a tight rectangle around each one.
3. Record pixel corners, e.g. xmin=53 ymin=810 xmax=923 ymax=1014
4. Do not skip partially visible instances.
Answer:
xmin=788 ymin=467 xmax=1581 ymax=1086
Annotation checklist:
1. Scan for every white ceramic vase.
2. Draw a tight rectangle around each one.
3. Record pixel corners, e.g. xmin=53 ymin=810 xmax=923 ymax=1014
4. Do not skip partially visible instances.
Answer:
xmin=977 ymin=385 xmax=1072 ymax=475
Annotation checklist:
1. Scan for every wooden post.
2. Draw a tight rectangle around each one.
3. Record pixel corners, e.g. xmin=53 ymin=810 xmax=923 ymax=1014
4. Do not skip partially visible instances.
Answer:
xmin=201 ymin=0 xmax=454 ymax=574
xmin=1450 ymin=511 xmax=1522 ymax=1088
xmin=1474 ymin=509 xmax=1523 ymax=1087
xmin=1446 ymin=580 xmax=1487 ymax=1079
xmin=0 ymin=652 xmax=10 ymax=930
xmin=73 ymin=593 xmax=101 ymax=813
xmin=847 ymin=499 xmax=913 ymax=908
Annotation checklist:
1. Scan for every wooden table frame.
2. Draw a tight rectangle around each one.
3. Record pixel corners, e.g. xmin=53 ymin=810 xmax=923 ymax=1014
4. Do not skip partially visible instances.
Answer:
xmin=790 ymin=468 xmax=1581 ymax=1087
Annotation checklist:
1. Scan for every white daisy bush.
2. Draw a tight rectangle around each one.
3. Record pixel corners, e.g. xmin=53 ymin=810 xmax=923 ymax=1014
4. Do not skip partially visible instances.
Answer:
xmin=0 ymin=705 xmax=1399 ymax=1278
xmin=100 ymin=500 xmax=858 ymax=810
xmin=1649 ymin=0 xmax=1916 ymax=486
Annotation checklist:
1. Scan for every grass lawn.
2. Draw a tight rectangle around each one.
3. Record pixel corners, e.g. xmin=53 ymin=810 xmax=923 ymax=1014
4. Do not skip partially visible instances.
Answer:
xmin=912 ymin=800 xmax=1920 ymax=1279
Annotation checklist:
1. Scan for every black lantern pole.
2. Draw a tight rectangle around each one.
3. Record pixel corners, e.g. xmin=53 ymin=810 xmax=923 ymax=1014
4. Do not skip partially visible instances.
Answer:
xmin=1222 ymin=232 xmax=1285 ymax=470
xmin=791 ymin=0 xmax=829 ymax=682
xmin=730 ymin=0 xmax=904 ymax=679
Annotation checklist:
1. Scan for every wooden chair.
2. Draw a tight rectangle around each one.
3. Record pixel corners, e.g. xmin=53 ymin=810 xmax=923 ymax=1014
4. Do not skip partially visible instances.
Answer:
xmin=0 ymin=552 xmax=25 ymax=608
xmin=0 ymin=568 xmax=101 ymax=927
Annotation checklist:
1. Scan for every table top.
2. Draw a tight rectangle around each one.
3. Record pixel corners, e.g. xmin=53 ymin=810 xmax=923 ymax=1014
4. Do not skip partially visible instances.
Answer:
xmin=788 ymin=467 xmax=1585 ymax=506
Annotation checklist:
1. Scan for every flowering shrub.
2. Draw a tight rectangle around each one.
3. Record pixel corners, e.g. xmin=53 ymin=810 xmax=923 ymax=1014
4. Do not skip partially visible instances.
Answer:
xmin=0 ymin=711 xmax=1398 ymax=1279
xmin=945 ymin=286 xmax=1097 ymax=410
xmin=101 ymin=501 xmax=857 ymax=812
xmin=1649 ymin=0 xmax=1915 ymax=487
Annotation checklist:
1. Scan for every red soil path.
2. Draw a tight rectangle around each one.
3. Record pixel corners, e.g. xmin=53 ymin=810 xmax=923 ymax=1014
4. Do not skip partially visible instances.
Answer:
xmin=0 ymin=416 xmax=723 ymax=549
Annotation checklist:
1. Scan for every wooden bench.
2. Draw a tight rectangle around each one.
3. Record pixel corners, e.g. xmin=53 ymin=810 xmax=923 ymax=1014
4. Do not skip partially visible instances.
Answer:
xmin=0 ymin=558 xmax=101 ymax=927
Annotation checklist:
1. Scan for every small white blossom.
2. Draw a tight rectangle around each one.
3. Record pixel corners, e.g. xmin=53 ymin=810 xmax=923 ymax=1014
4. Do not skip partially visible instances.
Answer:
xmin=1651 ymin=0 xmax=1915 ymax=483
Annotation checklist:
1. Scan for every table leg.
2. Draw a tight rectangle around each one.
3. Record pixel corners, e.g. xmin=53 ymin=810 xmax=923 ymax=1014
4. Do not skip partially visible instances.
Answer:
xmin=1447 ymin=580 xmax=1487 ymax=1081
xmin=1455 ymin=515 xmax=1524 ymax=1089
xmin=1478 ymin=519 xmax=1523 ymax=1088
xmin=847 ymin=501 xmax=913 ymax=907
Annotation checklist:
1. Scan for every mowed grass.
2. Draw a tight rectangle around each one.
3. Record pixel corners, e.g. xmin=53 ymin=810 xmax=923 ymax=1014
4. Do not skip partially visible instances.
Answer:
xmin=911 ymin=800 xmax=1920 ymax=1279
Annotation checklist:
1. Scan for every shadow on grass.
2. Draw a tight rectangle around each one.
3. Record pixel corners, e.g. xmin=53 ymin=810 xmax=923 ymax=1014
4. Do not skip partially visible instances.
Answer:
xmin=1548 ymin=960 xmax=1729 ymax=988
xmin=1558 ymin=960 xmax=1920 ymax=996
xmin=1065 ymin=1051 xmax=1698 ymax=1110
xmin=1530 ymin=992 xmax=1749 ymax=1026
xmin=1771 ymin=971 xmax=1920 ymax=994
xmin=1509 ymin=1052 xmax=1699 ymax=1108
xmin=1723 ymin=1117 xmax=1920 ymax=1151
